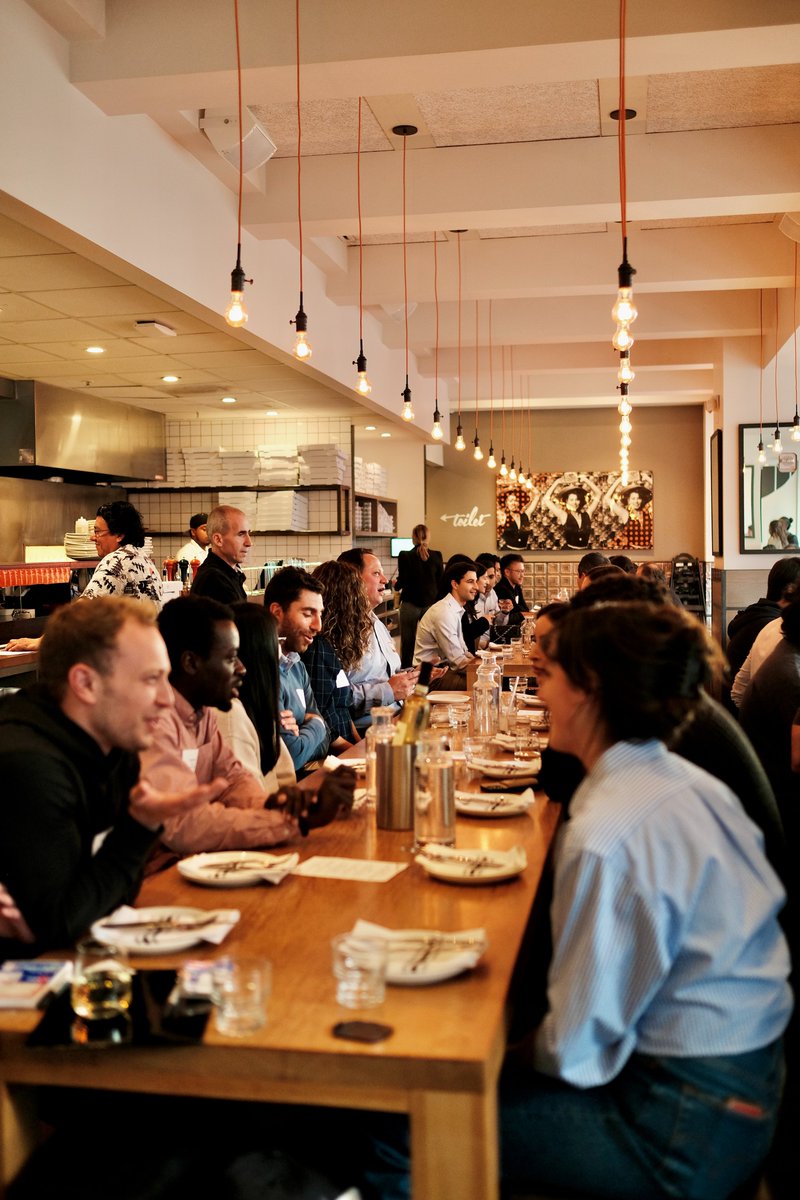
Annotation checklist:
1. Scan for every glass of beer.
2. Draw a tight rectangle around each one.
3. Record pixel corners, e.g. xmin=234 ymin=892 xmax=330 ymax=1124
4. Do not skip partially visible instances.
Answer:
xmin=71 ymin=937 xmax=133 ymax=1021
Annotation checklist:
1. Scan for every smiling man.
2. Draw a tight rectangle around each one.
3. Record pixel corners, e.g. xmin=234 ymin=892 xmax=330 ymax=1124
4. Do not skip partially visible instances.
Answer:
xmin=0 ymin=598 xmax=218 ymax=955
xmin=264 ymin=567 xmax=330 ymax=771
xmin=139 ymin=595 xmax=304 ymax=855
xmin=413 ymin=560 xmax=480 ymax=688
xmin=190 ymin=504 xmax=252 ymax=604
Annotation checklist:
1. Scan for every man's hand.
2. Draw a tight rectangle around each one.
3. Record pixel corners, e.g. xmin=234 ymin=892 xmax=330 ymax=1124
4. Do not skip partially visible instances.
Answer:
xmin=266 ymin=769 xmax=356 ymax=830
xmin=128 ymin=777 xmax=228 ymax=831
xmin=0 ymin=883 xmax=34 ymax=944
xmin=498 ymin=599 xmax=514 ymax=613
xmin=4 ymin=636 xmax=43 ymax=652
xmin=389 ymin=669 xmax=418 ymax=701
xmin=279 ymin=709 xmax=300 ymax=736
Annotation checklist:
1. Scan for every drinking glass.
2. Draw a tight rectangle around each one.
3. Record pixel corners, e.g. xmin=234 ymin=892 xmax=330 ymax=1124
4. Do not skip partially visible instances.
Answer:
xmin=71 ymin=938 xmax=132 ymax=1021
xmin=365 ymin=706 xmax=396 ymax=807
xmin=514 ymin=716 xmax=541 ymax=765
xmin=413 ymin=732 xmax=455 ymax=850
xmin=212 ymin=956 xmax=272 ymax=1037
xmin=331 ymin=934 xmax=387 ymax=1009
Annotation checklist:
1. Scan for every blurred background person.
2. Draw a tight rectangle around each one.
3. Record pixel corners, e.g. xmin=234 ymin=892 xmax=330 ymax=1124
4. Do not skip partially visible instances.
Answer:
xmin=175 ymin=512 xmax=209 ymax=565
xmin=394 ymin=524 xmax=443 ymax=667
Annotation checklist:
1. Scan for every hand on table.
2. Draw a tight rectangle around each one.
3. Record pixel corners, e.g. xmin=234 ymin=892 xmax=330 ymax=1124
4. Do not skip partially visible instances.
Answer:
xmin=0 ymin=884 xmax=34 ymax=944
xmin=497 ymin=600 xmax=514 ymax=614
xmin=128 ymin=777 xmax=228 ymax=831
xmin=280 ymin=709 xmax=300 ymax=737
xmin=4 ymin=636 xmax=42 ymax=652
xmin=266 ymin=769 xmax=356 ymax=830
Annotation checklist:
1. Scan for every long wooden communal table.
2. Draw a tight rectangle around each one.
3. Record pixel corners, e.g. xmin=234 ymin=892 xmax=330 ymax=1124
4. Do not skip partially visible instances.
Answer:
xmin=0 ymin=790 xmax=559 ymax=1199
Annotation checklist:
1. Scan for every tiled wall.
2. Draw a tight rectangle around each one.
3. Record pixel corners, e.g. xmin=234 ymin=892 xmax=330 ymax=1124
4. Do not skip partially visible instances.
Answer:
xmin=130 ymin=414 xmax=353 ymax=571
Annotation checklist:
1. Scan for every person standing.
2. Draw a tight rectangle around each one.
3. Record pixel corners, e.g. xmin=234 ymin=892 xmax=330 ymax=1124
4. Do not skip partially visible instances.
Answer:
xmin=190 ymin=505 xmax=251 ymax=605
xmin=394 ymin=524 xmax=443 ymax=667
xmin=175 ymin=513 xmax=209 ymax=565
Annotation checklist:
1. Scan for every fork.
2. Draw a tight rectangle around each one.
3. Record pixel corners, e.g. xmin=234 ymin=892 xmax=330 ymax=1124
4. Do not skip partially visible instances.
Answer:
xmin=99 ymin=913 xmax=224 ymax=932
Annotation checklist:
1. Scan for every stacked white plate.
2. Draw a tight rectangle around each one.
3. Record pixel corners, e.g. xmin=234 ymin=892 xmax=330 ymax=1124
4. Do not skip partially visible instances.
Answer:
xmin=63 ymin=532 xmax=97 ymax=559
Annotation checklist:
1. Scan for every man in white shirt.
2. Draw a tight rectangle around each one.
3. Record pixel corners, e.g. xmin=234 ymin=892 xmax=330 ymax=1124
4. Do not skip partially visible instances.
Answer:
xmin=175 ymin=513 xmax=209 ymax=565
xmin=338 ymin=549 xmax=418 ymax=733
xmin=413 ymin=560 xmax=479 ymax=688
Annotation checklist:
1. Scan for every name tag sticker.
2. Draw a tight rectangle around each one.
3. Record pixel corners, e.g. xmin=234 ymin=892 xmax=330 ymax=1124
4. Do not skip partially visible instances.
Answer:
xmin=335 ymin=669 xmax=349 ymax=688
xmin=182 ymin=747 xmax=200 ymax=771
xmin=295 ymin=687 xmax=307 ymax=710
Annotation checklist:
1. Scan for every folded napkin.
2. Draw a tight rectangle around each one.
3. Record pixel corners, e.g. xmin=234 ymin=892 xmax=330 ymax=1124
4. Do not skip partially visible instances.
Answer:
xmin=492 ymin=732 xmax=519 ymax=749
xmin=351 ymin=919 xmax=487 ymax=984
xmin=101 ymin=906 xmax=240 ymax=945
xmin=324 ymin=755 xmax=367 ymax=774
xmin=417 ymin=844 xmax=528 ymax=874
xmin=455 ymin=787 xmax=534 ymax=811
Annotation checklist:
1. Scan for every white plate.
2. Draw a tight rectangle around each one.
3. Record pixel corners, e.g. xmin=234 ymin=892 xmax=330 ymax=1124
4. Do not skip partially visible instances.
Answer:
xmin=177 ymin=851 xmax=299 ymax=887
xmin=416 ymin=845 xmax=527 ymax=885
xmin=91 ymin=906 xmax=227 ymax=955
xmin=352 ymin=920 xmax=488 ymax=985
xmin=428 ymin=692 xmax=470 ymax=704
xmin=455 ymin=790 xmax=534 ymax=817
xmin=520 ymin=695 xmax=547 ymax=708
xmin=471 ymin=755 xmax=541 ymax=779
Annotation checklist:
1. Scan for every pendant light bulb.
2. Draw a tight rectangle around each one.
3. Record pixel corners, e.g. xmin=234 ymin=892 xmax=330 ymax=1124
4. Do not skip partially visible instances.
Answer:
xmin=431 ymin=406 xmax=444 ymax=441
xmin=487 ymin=446 xmax=497 ymax=470
xmin=455 ymin=424 xmax=466 ymax=451
xmin=612 ymin=325 xmax=635 ymax=353
xmin=612 ymin=287 xmax=637 ymax=326
xmin=618 ymin=353 xmax=635 ymax=384
xmin=499 ymin=454 xmax=508 ymax=477
xmin=353 ymin=348 xmax=371 ymax=395
xmin=619 ymin=416 xmax=632 ymax=435
xmin=792 ymin=414 xmax=800 ymax=442
xmin=509 ymin=460 xmax=517 ymax=482
xmin=526 ymin=475 xmax=534 ymax=491
xmin=518 ymin=466 xmax=527 ymax=485
xmin=618 ymin=398 xmax=632 ymax=416
xmin=757 ymin=441 xmax=767 ymax=464
xmin=290 ymin=295 xmax=312 ymax=360
xmin=225 ymin=259 xmax=251 ymax=328
xmin=401 ymin=379 xmax=415 ymax=422
xmin=473 ymin=439 xmax=484 ymax=462
xmin=773 ymin=428 xmax=783 ymax=454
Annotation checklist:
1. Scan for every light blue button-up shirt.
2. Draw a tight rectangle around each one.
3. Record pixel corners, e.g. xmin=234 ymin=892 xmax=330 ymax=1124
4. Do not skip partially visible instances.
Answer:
xmin=347 ymin=612 xmax=402 ymax=732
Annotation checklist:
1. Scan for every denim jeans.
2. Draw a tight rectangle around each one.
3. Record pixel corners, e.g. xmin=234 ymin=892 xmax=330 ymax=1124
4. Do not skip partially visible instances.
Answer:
xmin=362 ymin=1040 xmax=783 ymax=1200
xmin=501 ymin=1040 xmax=784 ymax=1199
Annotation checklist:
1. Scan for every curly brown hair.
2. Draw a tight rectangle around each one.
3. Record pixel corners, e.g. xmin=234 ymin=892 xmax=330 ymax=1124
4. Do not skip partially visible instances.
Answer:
xmin=311 ymin=559 xmax=373 ymax=670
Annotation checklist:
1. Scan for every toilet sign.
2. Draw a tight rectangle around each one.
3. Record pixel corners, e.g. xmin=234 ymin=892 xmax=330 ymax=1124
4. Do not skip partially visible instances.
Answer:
xmin=439 ymin=507 xmax=491 ymax=528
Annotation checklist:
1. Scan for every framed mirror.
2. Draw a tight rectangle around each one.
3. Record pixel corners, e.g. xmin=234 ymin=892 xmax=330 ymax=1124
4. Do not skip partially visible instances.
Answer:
xmin=739 ymin=424 xmax=800 ymax=553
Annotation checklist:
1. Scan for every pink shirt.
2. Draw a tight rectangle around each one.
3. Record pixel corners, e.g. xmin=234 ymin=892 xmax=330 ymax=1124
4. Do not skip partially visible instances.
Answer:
xmin=139 ymin=687 xmax=298 ymax=854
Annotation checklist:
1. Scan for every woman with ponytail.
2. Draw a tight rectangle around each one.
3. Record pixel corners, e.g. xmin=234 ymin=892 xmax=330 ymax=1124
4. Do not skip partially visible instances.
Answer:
xmin=394 ymin=523 xmax=443 ymax=667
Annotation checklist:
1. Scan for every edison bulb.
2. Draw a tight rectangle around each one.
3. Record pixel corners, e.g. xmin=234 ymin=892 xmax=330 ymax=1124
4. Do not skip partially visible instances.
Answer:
xmin=293 ymin=330 xmax=312 ymax=359
xmin=612 ymin=325 xmax=635 ymax=352
xmin=792 ymin=421 xmax=800 ymax=443
xmin=612 ymin=288 xmax=637 ymax=325
xmin=356 ymin=371 xmax=372 ymax=395
xmin=757 ymin=442 xmax=767 ymax=464
xmin=455 ymin=426 xmax=466 ymax=451
xmin=773 ymin=431 xmax=783 ymax=454
xmin=431 ymin=416 xmax=444 ymax=441
xmin=499 ymin=457 xmax=508 ymax=477
xmin=402 ymin=400 xmax=415 ymax=422
xmin=618 ymin=399 xmax=632 ymax=416
xmin=225 ymin=291 xmax=248 ymax=328
xmin=473 ymin=442 xmax=484 ymax=462
xmin=619 ymin=416 xmax=632 ymax=435
xmin=509 ymin=462 xmax=517 ymax=481
xmin=618 ymin=356 xmax=635 ymax=384
xmin=487 ymin=451 xmax=497 ymax=469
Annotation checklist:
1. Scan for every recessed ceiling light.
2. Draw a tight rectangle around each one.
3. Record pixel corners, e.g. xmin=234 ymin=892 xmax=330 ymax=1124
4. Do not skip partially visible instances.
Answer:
xmin=86 ymin=346 xmax=105 ymax=354
xmin=380 ymin=432 xmax=391 ymax=438
xmin=162 ymin=374 xmax=180 ymax=383
xmin=365 ymin=425 xmax=376 ymax=431
xmin=266 ymin=410 xmax=279 ymax=417
xmin=221 ymin=396 xmax=237 ymax=404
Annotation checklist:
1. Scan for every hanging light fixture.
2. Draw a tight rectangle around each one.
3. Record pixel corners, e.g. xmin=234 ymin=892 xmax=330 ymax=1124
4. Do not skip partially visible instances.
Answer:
xmin=612 ymin=0 xmax=637 ymax=484
xmin=499 ymin=345 xmax=508 ymax=475
xmin=289 ymin=0 xmax=311 ymax=359
xmin=758 ymin=289 xmax=767 ymax=463
xmin=454 ymin=230 xmax=466 ymax=448
xmin=430 ymin=234 xmax=444 ymax=439
xmin=793 ymin=243 xmax=800 ymax=442
xmin=487 ymin=301 xmax=496 ymax=468
xmin=352 ymin=97 xmax=371 ymax=395
xmin=392 ymin=123 xmax=417 ymax=422
xmin=223 ymin=0 xmax=253 ymax=328
xmin=508 ymin=347 xmax=517 ymax=480
xmin=472 ymin=301 xmax=484 ymax=459
xmin=773 ymin=288 xmax=783 ymax=454
xmin=517 ymin=372 xmax=527 ymax=484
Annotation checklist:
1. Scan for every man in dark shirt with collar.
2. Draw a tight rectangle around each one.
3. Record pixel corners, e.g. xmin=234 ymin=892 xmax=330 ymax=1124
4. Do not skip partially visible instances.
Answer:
xmin=190 ymin=505 xmax=251 ymax=605
xmin=494 ymin=553 xmax=528 ymax=628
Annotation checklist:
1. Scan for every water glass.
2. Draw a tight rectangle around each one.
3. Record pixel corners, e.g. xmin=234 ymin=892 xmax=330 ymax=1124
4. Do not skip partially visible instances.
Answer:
xmin=71 ymin=938 xmax=132 ymax=1021
xmin=212 ymin=956 xmax=272 ymax=1037
xmin=365 ymin=706 xmax=396 ymax=806
xmin=331 ymin=934 xmax=387 ymax=1009
xmin=414 ymin=732 xmax=455 ymax=850
xmin=514 ymin=716 xmax=541 ymax=765
xmin=447 ymin=704 xmax=470 ymax=751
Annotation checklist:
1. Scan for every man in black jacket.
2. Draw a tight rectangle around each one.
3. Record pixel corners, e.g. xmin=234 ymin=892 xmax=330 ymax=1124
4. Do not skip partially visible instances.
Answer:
xmin=494 ymin=554 xmax=529 ymax=628
xmin=190 ymin=504 xmax=252 ymax=604
xmin=0 ymin=597 xmax=219 ymax=957
xmin=726 ymin=556 xmax=800 ymax=678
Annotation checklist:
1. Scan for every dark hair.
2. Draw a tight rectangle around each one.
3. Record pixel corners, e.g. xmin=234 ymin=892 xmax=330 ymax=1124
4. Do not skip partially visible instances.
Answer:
xmin=636 ymin=563 xmax=669 ymax=587
xmin=475 ymin=552 xmax=499 ymax=571
xmin=620 ymin=485 xmax=652 ymax=508
xmin=444 ymin=553 xmax=473 ymax=572
xmin=95 ymin=501 xmax=146 ymax=548
xmin=157 ymin=595 xmax=234 ymax=673
xmin=536 ymin=601 xmax=570 ymax=624
xmin=39 ymin=596 xmax=157 ymax=701
xmin=571 ymin=573 xmax=670 ymax=610
xmin=264 ymin=565 xmax=322 ymax=611
xmin=189 ymin=513 xmax=208 ymax=529
xmin=608 ymin=554 xmax=637 ymax=574
xmin=338 ymin=548 xmax=372 ymax=570
xmin=766 ymin=556 xmax=800 ymax=602
xmin=500 ymin=553 xmax=524 ymax=573
xmin=577 ymin=552 xmax=609 ymax=577
xmin=229 ymin=603 xmax=282 ymax=775
xmin=436 ymin=560 xmax=479 ymax=601
xmin=779 ymin=591 xmax=800 ymax=648
xmin=583 ymin=564 xmax=625 ymax=587
xmin=546 ymin=602 xmax=720 ymax=742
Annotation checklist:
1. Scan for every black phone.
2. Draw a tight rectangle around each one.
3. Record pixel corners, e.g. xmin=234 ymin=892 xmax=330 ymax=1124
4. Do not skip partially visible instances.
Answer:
xmin=332 ymin=1020 xmax=393 ymax=1044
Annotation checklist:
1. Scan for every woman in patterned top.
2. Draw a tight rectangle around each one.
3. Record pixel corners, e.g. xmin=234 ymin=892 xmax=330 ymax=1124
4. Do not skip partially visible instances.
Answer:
xmin=81 ymin=502 xmax=163 ymax=608
xmin=6 ymin=502 xmax=162 ymax=652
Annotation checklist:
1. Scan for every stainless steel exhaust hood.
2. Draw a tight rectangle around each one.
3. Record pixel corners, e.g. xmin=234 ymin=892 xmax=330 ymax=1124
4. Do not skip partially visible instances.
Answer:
xmin=0 ymin=379 xmax=166 ymax=483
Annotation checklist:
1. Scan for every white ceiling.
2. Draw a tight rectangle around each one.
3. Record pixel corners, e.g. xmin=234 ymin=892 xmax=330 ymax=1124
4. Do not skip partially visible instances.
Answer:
xmin=2 ymin=0 xmax=800 ymax=430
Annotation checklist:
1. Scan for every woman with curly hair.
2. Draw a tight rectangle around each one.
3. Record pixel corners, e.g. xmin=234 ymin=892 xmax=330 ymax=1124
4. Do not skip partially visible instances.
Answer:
xmin=300 ymin=559 xmax=373 ymax=749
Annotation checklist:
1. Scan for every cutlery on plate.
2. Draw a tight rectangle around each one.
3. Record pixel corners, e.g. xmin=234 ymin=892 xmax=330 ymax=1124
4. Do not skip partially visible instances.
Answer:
xmin=417 ymin=849 xmax=504 ymax=870
xmin=98 ymin=913 xmax=224 ymax=932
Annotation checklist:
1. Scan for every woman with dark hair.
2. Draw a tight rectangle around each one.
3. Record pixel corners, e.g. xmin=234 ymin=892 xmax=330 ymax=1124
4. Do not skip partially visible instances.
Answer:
xmin=542 ymin=473 xmax=601 ymax=550
xmin=301 ymin=560 xmax=369 ymax=750
xmin=461 ymin=559 xmax=493 ymax=653
xmin=81 ymin=501 xmax=163 ymax=606
xmin=215 ymin=604 xmax=296 ymax=792
xmin=395 ymin=524 xmax=443 ymax=666
xmin=499 ymin=601 xmax=791 ymax=1199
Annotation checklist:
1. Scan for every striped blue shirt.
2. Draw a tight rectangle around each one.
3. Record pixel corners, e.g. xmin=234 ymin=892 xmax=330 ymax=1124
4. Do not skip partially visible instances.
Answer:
xmin=535 ymin=739 xmax=792 ymax=1087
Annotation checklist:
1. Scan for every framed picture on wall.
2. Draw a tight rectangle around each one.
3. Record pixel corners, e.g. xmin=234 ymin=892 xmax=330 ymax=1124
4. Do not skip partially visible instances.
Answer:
xmin=496 ymin=470 xmax=654 ymax=551
xmin=710 ymin=430 xmax=723 ymax=556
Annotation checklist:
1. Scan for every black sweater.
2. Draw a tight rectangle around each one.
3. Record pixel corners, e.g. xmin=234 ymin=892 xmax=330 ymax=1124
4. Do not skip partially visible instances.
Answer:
xmin=0 ymin=687 xmax=156 ymax=957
